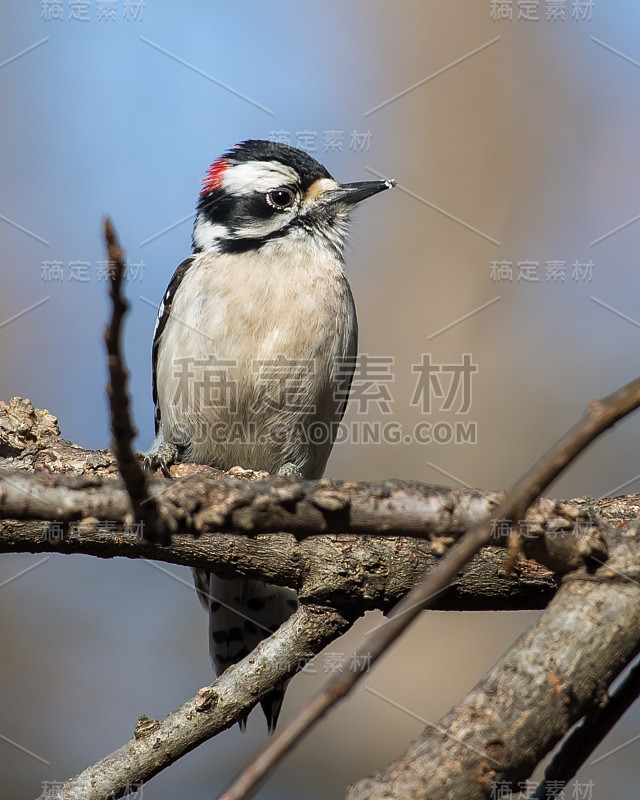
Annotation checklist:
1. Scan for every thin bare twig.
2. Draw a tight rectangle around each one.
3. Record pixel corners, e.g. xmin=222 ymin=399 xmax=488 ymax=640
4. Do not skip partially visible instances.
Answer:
xmin=103 ymin=218 xmax=168 ymax=543
xmin=217 ymin=375 xmax=640 ymax=800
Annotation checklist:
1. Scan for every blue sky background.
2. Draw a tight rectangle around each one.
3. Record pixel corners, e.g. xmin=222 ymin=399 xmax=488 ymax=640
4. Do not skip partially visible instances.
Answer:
xmin=3 ymin=2 xmax=640 ymax=798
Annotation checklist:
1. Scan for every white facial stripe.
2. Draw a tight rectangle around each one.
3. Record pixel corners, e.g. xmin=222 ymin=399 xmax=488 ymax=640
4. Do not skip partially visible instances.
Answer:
xmin=222 ymin=161 xmax=300 ymax=195
xmin=235 ymin=216 xmax=291 ymax=240
xmin=193 ymin=217 xmax=228 ymax=251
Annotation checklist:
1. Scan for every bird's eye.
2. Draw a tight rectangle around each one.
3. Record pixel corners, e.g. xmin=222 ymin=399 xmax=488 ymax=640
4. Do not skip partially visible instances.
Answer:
xmin=266 ymin=188 xmax=294 ymax=209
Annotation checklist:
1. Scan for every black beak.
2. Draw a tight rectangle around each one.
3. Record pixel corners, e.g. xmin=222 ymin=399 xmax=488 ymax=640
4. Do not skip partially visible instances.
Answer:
xmin=328 ymin=179 xmax=396 ymax=207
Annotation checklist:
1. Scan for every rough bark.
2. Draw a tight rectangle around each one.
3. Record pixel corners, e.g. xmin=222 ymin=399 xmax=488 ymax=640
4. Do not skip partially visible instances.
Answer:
xmin=0 ymin=397 xmax=619 ymax=614
xmin=346 ymin=530 xmax=640 ymax=799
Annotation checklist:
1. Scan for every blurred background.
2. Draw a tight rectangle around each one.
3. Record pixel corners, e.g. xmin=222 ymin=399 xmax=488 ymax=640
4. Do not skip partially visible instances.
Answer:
xmin=2 ymin=1 xmax=640 ymax=797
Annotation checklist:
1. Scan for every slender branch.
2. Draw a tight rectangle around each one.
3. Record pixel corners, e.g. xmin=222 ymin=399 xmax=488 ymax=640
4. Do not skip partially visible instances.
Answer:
xmin=38 ymin=604 xmax=351 ymax=800
xmin=217 ymin=375 xmax=640 ymax=800
xmin=103 ymin=218 xmax=168 ymax=543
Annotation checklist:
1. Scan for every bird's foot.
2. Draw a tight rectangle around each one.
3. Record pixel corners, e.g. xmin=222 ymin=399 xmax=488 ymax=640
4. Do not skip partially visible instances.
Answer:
xmin=143 ymin=442 xmax=180 ymax=478
xmin=277 ymin=462 xmax=304 ymax=478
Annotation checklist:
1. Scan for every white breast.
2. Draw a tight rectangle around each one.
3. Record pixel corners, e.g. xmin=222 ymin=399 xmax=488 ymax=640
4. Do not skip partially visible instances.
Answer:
xmin=155 ymin=242 xmax=357 ymax=478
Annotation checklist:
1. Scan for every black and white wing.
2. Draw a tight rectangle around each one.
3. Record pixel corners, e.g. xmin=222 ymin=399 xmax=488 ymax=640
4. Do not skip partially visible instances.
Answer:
xmin=151 ymin=256 xmax=196 ymax=436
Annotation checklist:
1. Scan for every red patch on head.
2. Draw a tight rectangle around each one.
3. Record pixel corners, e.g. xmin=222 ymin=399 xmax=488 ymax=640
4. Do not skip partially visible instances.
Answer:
xmin=200 ymin=157 xmax=229 ymax=196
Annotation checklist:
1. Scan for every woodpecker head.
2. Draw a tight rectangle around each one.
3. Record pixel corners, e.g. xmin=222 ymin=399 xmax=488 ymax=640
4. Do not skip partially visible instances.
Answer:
xmin=192 ymin=139 xmax=395 ymax=256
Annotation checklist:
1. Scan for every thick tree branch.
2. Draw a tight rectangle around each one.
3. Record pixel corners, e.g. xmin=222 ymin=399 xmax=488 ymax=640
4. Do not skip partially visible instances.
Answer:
xmin=0 ymin=464 xmax=607 ymax=574
xmin=0 ymin=516 xmax=561 ymax=613
xmin=533 ymin=585 xmax=640 ymax=798
xmin=346 ymin=531 xmax=640 ymax=799
xmin=0 ymin=436 xmax=618 ymax=616
xmin=0 ymin=398 xmax=631 ymax=616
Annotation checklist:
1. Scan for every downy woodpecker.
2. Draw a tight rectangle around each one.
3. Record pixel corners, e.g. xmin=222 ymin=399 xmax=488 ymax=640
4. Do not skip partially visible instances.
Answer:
xmin=148 ymin=139 xmax=394 ymax=731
